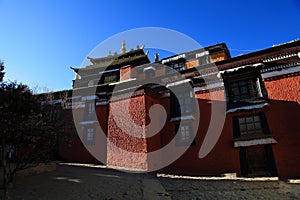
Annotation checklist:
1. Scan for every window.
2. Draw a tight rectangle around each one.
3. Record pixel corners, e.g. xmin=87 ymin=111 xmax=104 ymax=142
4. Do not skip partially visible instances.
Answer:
xmin=177 ymin=92 xmax=192 ymax=113
xmin=238 ymin=115 xmax=263 ymax=135
xmin=87 ymin=128 xmax=95 ymax=141
xmin=171 ymin=62 xmax=186 ymax=71
xmin=84 ymin=127 xmax=96 ymax=145
xmin=84 ymin=101 xmax=96 ymax=120
xmin=52 ymin=105 xmax=62 ymax=122
xmin=103 ymin=73 xmax=118 ymax=84
xmin=233 ymin=112 xmax=270 ymax=138
xmin=229 ymin=78 xmax=260 ymax=102
xmin=43 ymin=104 xmax=61 ymax=123
xmin=170 ymin=90 xmax=195 ymax=117
xmin=198 ymin=55 xmax=211 ymax=65
xmin=88 ymin=102 xmax=95 ymax=114
xmin=175 ymin=123 xmax=195 ymax=146
xmin=223 ymin=69 xmax=268 ymax=109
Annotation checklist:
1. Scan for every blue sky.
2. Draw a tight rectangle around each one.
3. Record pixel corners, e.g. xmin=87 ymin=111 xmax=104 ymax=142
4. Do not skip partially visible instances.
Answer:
xmin=0 ymin=0 xmax=299 ymax=92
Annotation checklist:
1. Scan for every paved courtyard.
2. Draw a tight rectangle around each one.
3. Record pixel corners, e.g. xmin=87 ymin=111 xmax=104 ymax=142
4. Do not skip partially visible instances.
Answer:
xmin=158 ymin=174 xmax=300 ymax=200
xmin=6 ymin=163 xmax=300 ymax=199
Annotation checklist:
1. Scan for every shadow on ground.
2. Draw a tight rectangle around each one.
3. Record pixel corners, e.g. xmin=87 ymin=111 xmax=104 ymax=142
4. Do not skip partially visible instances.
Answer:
xmin=6 ymin=164 xmax=300 ymax=200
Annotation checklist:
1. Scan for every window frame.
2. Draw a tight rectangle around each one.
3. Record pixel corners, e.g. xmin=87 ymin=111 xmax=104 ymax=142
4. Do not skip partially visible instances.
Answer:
xmin=170 ymin=88 xmax=195 ymax=118
xmin=170 ymin=61 xmax=186 ymax=71
xmin=223 ymin=68 xmax=268 ymax=109
xmin=103 ymin=73 xmax=118 ymax=84
xmin=100 ymin=71 xmax=120 ymax=84
xmin=84 ymin=126 xmax=96 ymax=145
xmin=198 ymin=54 xmax=211 ymax=65
xmin=175 ymin=123 xmax=196 ymax=146
xmin=84 ymin=100 xmax=96 ymax=120
xmin=238 ymin=115 xmax=263 ymax=135
xmin=228 ymin=77 xmax=261 ymax=102
xmin=232 ymin=112 xmax=271 ymax=139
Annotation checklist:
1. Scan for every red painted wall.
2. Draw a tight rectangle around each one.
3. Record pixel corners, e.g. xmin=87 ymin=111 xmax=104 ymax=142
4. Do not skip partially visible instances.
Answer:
xmin=58 ymin=108 xmax=97 ymax=163
xmin=263 ymin=75 xmax=300 ymax=179
xmin=58 ymin=75 xmax=300 ymax=179
xmin=154 ymin=79 xmax=300 ymax=179
xmin=159 ymin=90 xmax=240 ymax=175
xmin=58 ymin=104 xmax=108 ymax=164
xmin=145 ymin=94 xmax=162 ymax=152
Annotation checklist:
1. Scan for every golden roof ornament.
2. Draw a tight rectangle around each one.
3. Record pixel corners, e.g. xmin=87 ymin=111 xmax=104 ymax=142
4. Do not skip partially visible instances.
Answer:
xmin=121 ymin=40 xmax=126 ymax=54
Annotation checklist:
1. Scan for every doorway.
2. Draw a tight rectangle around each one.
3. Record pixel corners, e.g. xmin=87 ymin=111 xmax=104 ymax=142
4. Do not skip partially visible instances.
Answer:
xmin=240 ymin=145 xmax=277 ymax=177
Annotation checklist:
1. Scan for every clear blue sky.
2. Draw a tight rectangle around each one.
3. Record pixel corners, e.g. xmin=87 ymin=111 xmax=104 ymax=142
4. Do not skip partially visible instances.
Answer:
xmin=0 ymin=0 xmax=299 ymax=92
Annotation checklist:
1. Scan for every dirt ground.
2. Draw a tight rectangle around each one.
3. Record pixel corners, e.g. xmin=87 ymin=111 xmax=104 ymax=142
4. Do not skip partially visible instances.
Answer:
xmin=6 ymin=163 xmax=300 ymax=200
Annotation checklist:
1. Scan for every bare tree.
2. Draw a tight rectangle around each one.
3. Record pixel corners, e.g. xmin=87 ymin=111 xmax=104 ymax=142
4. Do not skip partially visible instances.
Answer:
xmin=0 ymin=61 xmax=5 ymax=82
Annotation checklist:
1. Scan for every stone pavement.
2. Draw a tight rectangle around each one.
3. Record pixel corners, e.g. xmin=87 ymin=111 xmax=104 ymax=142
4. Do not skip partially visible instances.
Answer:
xmin=8 ymin=163 xmax=170 ymax=200
xmin=7 ymin=163 xmax=300 ymax=199
xmin=158 ymin=174 xmax=300 ymax=200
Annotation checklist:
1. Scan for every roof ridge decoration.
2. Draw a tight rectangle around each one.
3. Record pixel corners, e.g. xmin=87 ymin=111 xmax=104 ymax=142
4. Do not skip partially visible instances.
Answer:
xmin=87 ymin=56 xmax=96 ymax=65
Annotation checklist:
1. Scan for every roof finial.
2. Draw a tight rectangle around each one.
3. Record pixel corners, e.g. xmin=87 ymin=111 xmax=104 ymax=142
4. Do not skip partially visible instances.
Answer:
xmin=121 ymin=40 xmax=126 ymax=54
xmin=154 ymin=53 xmax=159 ymax=62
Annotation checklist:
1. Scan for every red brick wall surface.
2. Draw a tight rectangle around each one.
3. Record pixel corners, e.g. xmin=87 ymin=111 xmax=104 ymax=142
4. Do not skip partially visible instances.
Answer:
xmin=195 ymin=89 xmax=225 ymax=101
xmin=264 ymin=75 xmax=300 ymax=104
xmin=120 ymin=65 xmax=132 ymax=81
xmin=106 ymin=95 xmax=148 ymax=170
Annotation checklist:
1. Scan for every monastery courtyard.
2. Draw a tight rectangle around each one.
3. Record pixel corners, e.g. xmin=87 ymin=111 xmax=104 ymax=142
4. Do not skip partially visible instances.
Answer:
xmin=6 ymin=163 xmax=300 ymax=199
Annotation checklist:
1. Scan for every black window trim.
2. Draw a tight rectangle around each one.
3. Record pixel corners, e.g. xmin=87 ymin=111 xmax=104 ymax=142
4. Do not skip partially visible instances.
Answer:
xmin=84 ymin=100 xmax=96 ymax=121
xmin=232 ymin=112 xmax=271 ymax=139
xmin=170 ymin=88 xmax=196 ymax=118
xmin=223 ymin=68 xmax=268 ymax=109
xmin=100 ymin=71 xmax=120 ymax=84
